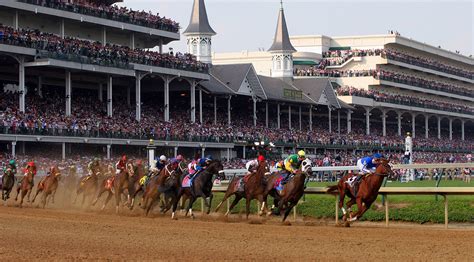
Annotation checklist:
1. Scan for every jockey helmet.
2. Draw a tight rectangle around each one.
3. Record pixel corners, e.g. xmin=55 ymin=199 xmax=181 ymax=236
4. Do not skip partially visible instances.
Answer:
xmin=159 ymin=155 xmax=167 ymax=162
xmin=257 ymin=155 xmax=265 ymax=162
xmin=170 ymin=158 xmax=179 ymax=165
xmin=297 ymin=150 xmax=306 ymax=158
xmin=27 ymin=161 xmax=35 ymax=168
xmin=373 ymin=153 xmax=384 ymax=159
xmin=176 ymin=155 xmax=184 ymax=161
xmin=9 ymin=159 xmax=16 ymax=166
xmin=121 ymin=155 xmax=127 ymax=161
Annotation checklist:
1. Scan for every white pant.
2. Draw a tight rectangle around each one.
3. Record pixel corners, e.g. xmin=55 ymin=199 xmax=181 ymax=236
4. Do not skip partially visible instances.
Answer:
xmin=357 ymin=159 xmax=375 ymax=175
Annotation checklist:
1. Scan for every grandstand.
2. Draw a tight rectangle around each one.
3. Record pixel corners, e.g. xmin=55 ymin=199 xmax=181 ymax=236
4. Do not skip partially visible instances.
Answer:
xmin=0 ymin=0 xmax=473 ymax=166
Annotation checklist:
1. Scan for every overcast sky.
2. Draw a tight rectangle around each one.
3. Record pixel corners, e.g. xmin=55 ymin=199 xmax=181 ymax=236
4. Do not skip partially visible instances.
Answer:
xmin=120 ymin=0 xmax=473 ymax=56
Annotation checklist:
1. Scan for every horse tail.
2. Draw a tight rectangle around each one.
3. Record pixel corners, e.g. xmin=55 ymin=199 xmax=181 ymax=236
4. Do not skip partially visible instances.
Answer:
xmin=326 ymin=185 xmax=339 ymax=194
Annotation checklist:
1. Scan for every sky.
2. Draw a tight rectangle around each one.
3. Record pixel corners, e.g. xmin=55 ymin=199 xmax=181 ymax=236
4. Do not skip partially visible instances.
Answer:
xmin=119 ymin=0 xmax=473 ymax=56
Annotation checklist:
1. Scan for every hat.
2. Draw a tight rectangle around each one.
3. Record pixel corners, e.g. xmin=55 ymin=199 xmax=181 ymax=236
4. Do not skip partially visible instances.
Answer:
xmin=257 ymin=155 xmax=265 ymax=162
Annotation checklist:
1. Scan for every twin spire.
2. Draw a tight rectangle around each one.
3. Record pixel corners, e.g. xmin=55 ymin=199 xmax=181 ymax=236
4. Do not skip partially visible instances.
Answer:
xmin=183 ymin=0 xmax=216 ymax=36
xmin=268 ymin=0 xmax=296 ymax=53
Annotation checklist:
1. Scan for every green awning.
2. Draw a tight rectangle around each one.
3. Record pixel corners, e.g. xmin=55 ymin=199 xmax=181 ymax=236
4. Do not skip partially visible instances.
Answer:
xmin=329 ymin=46 xmax=351 ymax=51
xmin=293 ymin=60 xmax=318 ymax=65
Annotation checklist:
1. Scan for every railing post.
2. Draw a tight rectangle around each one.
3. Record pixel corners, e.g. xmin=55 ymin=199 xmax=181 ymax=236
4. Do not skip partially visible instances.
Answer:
xmin=201 ymin=198 xmax=204 ymax=214
xmin=335 ymin=195 xmax=339 ymax=225
xmin=381 ymin=176 xmax=388 ymax=205
xmin=293 ymin=204 xmax=297 ymax=222
xmin=385 ymin=194 xmax=389 ymax=227
xmin=226 ymin=198 xmax=230 ymax=213
xmin=435 ymin=168 xmax=445 ymax=201
xmin=444 ymin=195 xmax=448 ymax=229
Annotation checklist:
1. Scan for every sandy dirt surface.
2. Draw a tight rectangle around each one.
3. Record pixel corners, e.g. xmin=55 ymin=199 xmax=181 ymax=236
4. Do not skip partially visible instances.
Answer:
xmin=0 ymin=202 xmax=473 ymax=261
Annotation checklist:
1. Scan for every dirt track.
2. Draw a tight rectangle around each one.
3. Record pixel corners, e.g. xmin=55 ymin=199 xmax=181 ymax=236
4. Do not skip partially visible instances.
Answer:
xmin=1 ymin=203 xmax=473 ymax=261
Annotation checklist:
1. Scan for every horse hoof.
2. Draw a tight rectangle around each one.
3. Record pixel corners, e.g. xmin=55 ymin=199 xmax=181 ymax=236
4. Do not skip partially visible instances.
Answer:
xmin=282 ymin=221 xmax=292 ymax=226
xmin=344 ymin=221 xmax=351 ymax=227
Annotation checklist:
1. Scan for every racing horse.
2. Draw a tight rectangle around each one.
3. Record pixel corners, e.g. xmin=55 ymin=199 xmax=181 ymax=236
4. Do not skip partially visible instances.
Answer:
xmin=327 ymin=158 xmax=393 ymax=225
xmin=263 ymin=159 xmax=313 ymax=222
xmin=127 ymin=160 xmax=146 ymax=210
xmin=15 ymin=167 xmax=36 ymax=208
xmin=92 ymin=163 xmax=134 ymax=213
xmin=74 ymin=164 xmax=101 ymax=207
xmin=215 ymin=160 xmax=270 ymax=219
xmin=171 ymin=160 xmax=225 ymax=219
xmin=141 ymin=162 xmax=180 ymax=216
xmin=32 ymin=166 xmax=61 ymax=208
xmin=1 ymin=167 xmax=16 ymax=202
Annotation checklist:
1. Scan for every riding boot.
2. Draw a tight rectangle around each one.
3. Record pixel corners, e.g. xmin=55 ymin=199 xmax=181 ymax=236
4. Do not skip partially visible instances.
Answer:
xmin=281 ymin=173 xmax=292 ymax=185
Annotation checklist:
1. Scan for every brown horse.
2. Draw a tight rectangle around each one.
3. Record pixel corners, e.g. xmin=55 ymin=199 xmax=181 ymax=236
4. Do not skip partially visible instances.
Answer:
xmin=92 ymin=163 xmax=134 ymax=213
xmin=15 ymin=168 xmax=36 ymax=208
xmin=128 ymin=161 xmax=146 ymax=210
xmin=142 ymin=163 xmax=180 ymax=216
xmin=1 ymin=167 xmax=16 ymax=202
xmin=32 ymin=166 xmax=61 ymax=208
xmin=215 ymin=161 xmax=270 ymax=219
xmin=327 ymin=158 xmax=393 ymax=225
xmin=171 ymin=160 xmax=225 ymax=219
xmin=74 ymin=164 xmax=101 ymax=207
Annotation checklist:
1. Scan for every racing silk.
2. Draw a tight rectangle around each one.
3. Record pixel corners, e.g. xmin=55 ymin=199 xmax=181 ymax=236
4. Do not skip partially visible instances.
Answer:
xmin=195 ymin=158 xmax=211 ymax=172
xmin=284 ymin=155 xmax=300 ymax=173
xmin=116 ymin=160 xmax=126 ymax=171
xmin=188 ymin=160 xmax=198 ymax=175
xmin=155 ymin=161 xmax=166 ymax=171
xmin=245 ymin=159 xmax=259 ymax=172
xmin=357 ymin=156 xmax=377 ymax=174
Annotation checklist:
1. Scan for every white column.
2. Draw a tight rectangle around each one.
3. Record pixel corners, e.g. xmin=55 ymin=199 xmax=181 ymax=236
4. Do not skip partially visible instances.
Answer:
xmin=130 ymin=33 xmax=135 ymax=49
xmin=174 ymin=147 xmax=178 ymax=157
xmin=37 ymin=76 xmax=43 ymax=98
xmin=227 ymin=96 xmax=232 ymax=126
xmin=227 ymin=148 xmax=230 ymax=161
xmin=449 ymin=118 xmax=453 ymax=141
xmin=461 ymin=120 xmax=465 ymax=141
xmin=102 ymin=27 xmax=107 ymax=44
xmin=437 ymin=117 xmax=441 ymax=139
xmin=242 ymin=146 xmax=246 ymax=159
xmin=98 ymin=83 xmax=103 ymax=102
xmin=397 ymin=111 xmax=402 ymax=136
xmin=214 ymin=96 xmax=217 ymax=125
xmin=106 ymin=144 xmax=111 ymax=160
xmin=381 ymin=110 xmax=387 ymax=137
xmin=191 ymin=81 xmax=196 ymax=123
xmin=164 ymin=76 xmax=170 ymax=122
xmin=19 ymin=56 xmax=25 ymax=113
xmin=265 ymin=102 xmax=269 ymax=128
xmin=425 ymin=115 xmax=429 ymax=139
xmin=299 ymin=106 xmax=302 ymax=131
xmin=127 ymin=86 xmax=131 ymax=107
xmin=65 ymin=71 xmax=72 ymax=116
xmin=62 ymin=142 xmax=66 ymax=161
xmin=288 ymin=105 xmax=292 ymax=130
xmin=21 ymin=142 xmax=25 ymax=155
xmin=365 ymin=107 xmax=371 ymax=135
xmin=13 ymin=11 xmax=18 ymax=30
xmin=277 ymin=104 xmax=281 ymax=129
xmin=309 ymin=106 xmax=313 ymax=131
xmin=107 ymin=76 xmax=113 ymax=117
xmin=337 ymin=110 xmax=341 ymax=135
xmin=159 ymin=38 xmax=163 ymax=54
xmin=253 ymin=98 xmax=257 ymax=127
xmin=347 ymin=110 xmax=352 ymax=134
xmin=11 ymin=141 xmax=16 ymax=158
xmin=328 ymin=107 xmax=332 ymax=133
xmin=199 ymin=88 xmax=203 ymax=124
xmin=412 ymin=113 xmax=416 ymax=138
xmin=60 ymin=19 xmax=65 ymax=38
xmin=135 ymin=75 xmax=141 ymax=121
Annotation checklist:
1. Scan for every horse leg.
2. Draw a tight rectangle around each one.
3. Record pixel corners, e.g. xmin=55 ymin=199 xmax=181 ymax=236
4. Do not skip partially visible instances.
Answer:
xmin=205 ymin=193 xmax=213 ymax=215
xmin=27 ymin=189 xmax=32 ymax=203
xmin=41 ymin=191 xmax=48 ymax=208
xmin=349 ymin=198 xmax=367 ymax=222
xmin=225 ymin=195 xmax=242 ymax=217
xmin=171 ymin=190 xmax=185 ymax=220
xmin=257 ymin=195 xmax=266 ymax=216
xmin=245 ymin=197 xmax=251 ymax=220
xmin=185 ymin=196 xmax=197 ymax=219
xmin=102 ymin=192 xmax=113 ymax=211
xmin=215 ymin=191 xmax=232 ymax=212
xmin=19 ymin=190 xmax=27 ymax=208
xmin=114 ymin=188 xmax=122 ymax=214
xmin=91 ymin=188 xmax=106 ymax=206
xmin=15 ymin=186 xmax=20 ymax=201
xmin=32 ymin=187 xmax=42 ymax=203
xmin=282 ymin=201 xmax=297 ymax=222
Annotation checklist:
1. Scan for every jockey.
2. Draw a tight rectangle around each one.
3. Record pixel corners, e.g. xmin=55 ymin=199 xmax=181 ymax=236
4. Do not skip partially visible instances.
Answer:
xmin=21 ymin=161 xmax=37 ymax=187
xmin=281 ymin=150 xmax=306 ymax=185
xmin=87 ymin=157 xmax=101 ymax=176
xmin=353 ymin=153 xmax=385 ymax=195
xmin=190 ymin=155 xmax=212 ymax=179
xmin=155 ymin=155 xmax=168 ymax=171
xmin=245 ymin=155 xmax=265 ymax=175
xmin=4 ymin=159 xmax=17 ymax=175
xmin=176 ymin=154 xmax=184 ymax=163
xmin=115 ymin=155 xmax=127 ymax=175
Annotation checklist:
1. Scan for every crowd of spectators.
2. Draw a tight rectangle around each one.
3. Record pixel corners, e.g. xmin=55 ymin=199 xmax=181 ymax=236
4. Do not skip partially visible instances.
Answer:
xmin=0 ymin=25 xmax=208 ymax=73
xmin=1 ymin=87 xmax=473 ymax=152
xmin=294 ymin=68 xmax=377 ymax=77
xmin=336 ymin=86 xmax=474 ymax=115
xmin=19 ymin=0 xmax=180 ymax=33
xmin=320 ymin=49 xmax=384 ymax=67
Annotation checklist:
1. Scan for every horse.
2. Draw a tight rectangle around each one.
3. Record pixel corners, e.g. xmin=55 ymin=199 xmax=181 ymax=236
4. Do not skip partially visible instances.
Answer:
xmin=215 ymin=160 xmax=271 ymax=219
xmin=327 ymin=158 xmax=393 ymax=225
xmin=1 ymin=168 xmax=16 ymax=202
xmin=171 ymin=160 xmax=225 ymax=219
xmin=15 ymin=169 xmax=36 ymax=208
xmin=74 ymin=165 xmax=101 ymax=207
xmin=32 ymin=166 xmax=61 ymax=208
xmin=262 ymin=159 xmax=313 ymax=222
xmin=128 ymin=161 xmax=147 ymax=210
xmin=92 ymin=163 xmax=134 ymax=213
xmin=142 ymin=163 xmax=180 ymax=216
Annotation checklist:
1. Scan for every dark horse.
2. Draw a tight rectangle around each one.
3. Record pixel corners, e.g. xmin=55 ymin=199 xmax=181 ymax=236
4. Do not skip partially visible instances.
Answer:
xmin=32 ymin=166 xmax=61 ymax=208
xmin=92 ymin=163 xmax=134 ymax=213
xmin=142 ymin=163 xmax=180 ymax=216
xmin=1 ymin=167 xmax=16 ymax=202
xmin=327 ymin=158 xmax=393 ymax=225
xmin=172 ymin=160 xmax=225 ymax=219
xmin=128 ymin=161 xmax=146 ymax=210
xmin=74 ymin=165 xmax=101 ymax=207
xmin=215 ymin=161 xmax=270 ymax=219
xmin=263 ymin=159 xmax=313 ymax=222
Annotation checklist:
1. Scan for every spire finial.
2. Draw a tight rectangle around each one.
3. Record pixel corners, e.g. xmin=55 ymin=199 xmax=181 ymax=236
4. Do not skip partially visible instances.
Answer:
xmin=280 ymin=0 xmax=283 ymax=10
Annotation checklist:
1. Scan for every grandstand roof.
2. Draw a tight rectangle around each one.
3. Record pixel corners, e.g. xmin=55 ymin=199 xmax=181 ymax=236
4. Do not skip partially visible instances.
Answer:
xmin=268 ymin=4 xmax=296 ymax=53
xmin=183 ymin=0 xmax=216 ymax=36
xmin=257 ymin=76 xmax=314 ymax=104
xmin=293 ymin=78 xmax=341 ymax=108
